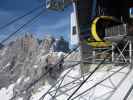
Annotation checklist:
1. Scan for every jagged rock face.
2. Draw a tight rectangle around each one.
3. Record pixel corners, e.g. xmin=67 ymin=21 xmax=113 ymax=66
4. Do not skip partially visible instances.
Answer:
xmin=40 ymin=36 xmax=55 ymax=50
xmin=0 ymin=34 xmax=71 ymax=100
xmin=0 ymin=34 xmax=39 ymax=71
xmin=45 ymin=52 xmax=65 ymax=85
xmin=52 ymin=37 xmax=70 ymax=53
xmin=0 ymin=34 xmax=39 ymax=90
xmin=20 ymin=34 xmax=39 ymax=57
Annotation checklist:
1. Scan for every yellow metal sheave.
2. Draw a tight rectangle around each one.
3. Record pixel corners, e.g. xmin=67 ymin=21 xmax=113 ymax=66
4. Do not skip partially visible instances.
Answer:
xmin=87 ymin=16 xmax=113 ymax=47
xmin=91 ymin=16 xmax=113 ymax=42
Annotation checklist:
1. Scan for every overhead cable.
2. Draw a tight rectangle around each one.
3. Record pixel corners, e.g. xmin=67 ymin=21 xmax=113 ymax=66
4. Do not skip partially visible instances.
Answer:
xmin=10 ymin=46 xmax=79 ymax=100
xmin=0 ymin=9 xmax=44 ymax=44
xmin=67 ymin=35 xmax=127 ymax=100
xmin=0 ymin=4 xmax=44 ymax=30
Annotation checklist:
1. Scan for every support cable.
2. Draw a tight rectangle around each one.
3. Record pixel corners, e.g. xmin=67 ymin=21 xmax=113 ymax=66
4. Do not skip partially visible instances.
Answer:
xmin=39 ymin=35 xmax=127 ymax=100
xmin=10 ymin=46 xmax=79 ymax=100
xmin=123 ymin=84 xmax=133 ymax=100
xmin=52 ymin=74 xmax=70 ymax=99
xmin=67 ymin=55 xmax=107 ymax=100
xmin=71 ymin=63 xmax=129 ymax=100
xmin=41 ymin=47 xmax=112 ymax=100
xmin=52 ymin=57 xmax=115 ymax=99
xmin=0 ymin=4 xmax=44 ymax=31
xmin=67 ymin=35 xmax=127 ymax=100
xmin=38 ymin=47 xmax=113 ymax=100
xmin=0 ymin=9 xmax=44 ymax=44
xmin=39 ymin=62 xmax=80 ymax=100
xmin=52 ymin=60 xmax=129 ymax=100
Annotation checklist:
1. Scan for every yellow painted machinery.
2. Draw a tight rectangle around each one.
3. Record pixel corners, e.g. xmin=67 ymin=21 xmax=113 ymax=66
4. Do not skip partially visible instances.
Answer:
xmin=82 ymin=16 xmax=126 ymax=48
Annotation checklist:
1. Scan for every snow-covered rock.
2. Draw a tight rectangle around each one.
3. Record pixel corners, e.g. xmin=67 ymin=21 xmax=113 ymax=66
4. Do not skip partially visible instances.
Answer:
xmin=0 ymin=34 xmax=70 ymax=100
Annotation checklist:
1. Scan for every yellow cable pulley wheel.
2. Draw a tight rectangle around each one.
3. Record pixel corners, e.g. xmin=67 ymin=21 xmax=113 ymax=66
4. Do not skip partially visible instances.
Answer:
xmin=91 ymin=16 xmax=113 ymax=42
xmin=89 ymin=16 xmax=113 ymax=47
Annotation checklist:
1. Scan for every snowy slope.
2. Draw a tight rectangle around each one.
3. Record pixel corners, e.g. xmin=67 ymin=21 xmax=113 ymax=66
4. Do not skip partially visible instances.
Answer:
xmin=0 ymin=35 xmax=133 ymax=100
xmin=28 ymin=64 xmax=133 ymax=100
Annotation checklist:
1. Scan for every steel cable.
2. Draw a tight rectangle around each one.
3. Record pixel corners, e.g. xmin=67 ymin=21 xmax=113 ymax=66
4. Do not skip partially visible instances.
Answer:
xmin=0 ymin=9 xmax=44 ymax=44
xmin=10 ymin=46 xmax=79 ymax=100
xmin=67 ymin=35 xmax=127 ymax=100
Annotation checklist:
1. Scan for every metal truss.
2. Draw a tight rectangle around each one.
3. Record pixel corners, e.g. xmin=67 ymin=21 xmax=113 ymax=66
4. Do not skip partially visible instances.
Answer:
xmin=39 ymin=63 xmax=130 ymax=100
xmin=37 ymin=40 xmax=133 ymax=100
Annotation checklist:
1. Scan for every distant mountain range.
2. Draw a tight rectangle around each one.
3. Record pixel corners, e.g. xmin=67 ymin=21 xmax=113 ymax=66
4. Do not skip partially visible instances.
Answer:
xmin=0 ymin=34 xmax=72 ymax=100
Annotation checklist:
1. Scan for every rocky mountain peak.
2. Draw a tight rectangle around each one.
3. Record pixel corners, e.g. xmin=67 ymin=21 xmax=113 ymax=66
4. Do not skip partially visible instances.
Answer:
xmin=0 ymin=34 xmax=72 ymax=100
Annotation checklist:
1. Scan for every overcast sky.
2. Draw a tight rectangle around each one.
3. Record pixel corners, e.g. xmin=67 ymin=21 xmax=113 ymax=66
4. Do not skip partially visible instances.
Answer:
xmin=0 ymin=0 xmax=73 ymax=43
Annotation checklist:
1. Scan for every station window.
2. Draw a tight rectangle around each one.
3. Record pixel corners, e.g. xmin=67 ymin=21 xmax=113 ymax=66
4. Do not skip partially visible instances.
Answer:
xmin=130 ymin=8 xmax=133 ymax=18
xmin=72 ymin=26 xmax=76 ymax=35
